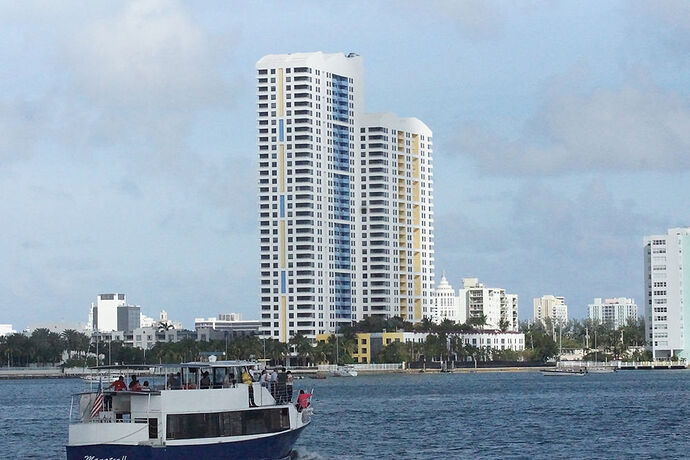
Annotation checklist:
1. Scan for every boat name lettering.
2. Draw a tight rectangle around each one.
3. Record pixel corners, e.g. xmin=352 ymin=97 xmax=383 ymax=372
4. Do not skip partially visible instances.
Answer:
xmin=84 ymin=456 xmax=127 ymax=460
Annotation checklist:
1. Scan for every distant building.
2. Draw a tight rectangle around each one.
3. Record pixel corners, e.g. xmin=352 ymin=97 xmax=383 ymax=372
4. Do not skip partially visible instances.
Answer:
xmin=533 ymin=295 xmax=568 ymax=325
xmin=0 ymin=324 xmax=16 ymax=337
xmin=91 ymin=293 xmax=126 ymax=332
xmin=460 ymin=278 xmax=518 ymax=331
xmin=317 ymin=330 xmax=525 ymax=363
xmin=588 ymin=298 xmax=638 ymax=329
xmin=24 ymin=321 xmax=88 ymax=334
xmin=195 ymin=313 xmax=260 ymax=342
xmin=644 ymin=228 xmax=690 ymax=360
xmin=95 ymin=328 xmax=196 ymax=351
xmin=433 ymin=275 xmax=465 ymax=324
xmin=117 ymin=305 xmax=141 ymax=332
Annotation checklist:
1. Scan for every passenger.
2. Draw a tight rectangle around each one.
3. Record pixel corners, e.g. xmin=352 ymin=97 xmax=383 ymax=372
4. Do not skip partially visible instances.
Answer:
xmin=105 ymin=375 xmax=126 ymax=411
xmin=200 ymin=371 xmax=211 ymax=389
xmin=142 ymin=381 xmax=151 ymax=392
xmin=296 ymin=390 xmax=312 ymax=412
xmin=260 ymin=369 xmax=270 ymax=388
xmin=249 ymin=365 xmax=257 ymax=381
xmin=107 ymin=376 xmax=127 ymax=392
xmin=276 ymin=368 xmax=288 ymax=403
xmin=270 ymin=368 xmax=278 ymax=399
xmin=242 ymin=368 xmax=258 ymax=407
xmin=171 ymin=372 xmax=182 ymax=390
xmin=129 ymin=375 xmax=142 ymax=391
xmin=286 ymin=371 xmax=294 ymax=402
xmin=223 ymin=372 xmax=235 ymax=388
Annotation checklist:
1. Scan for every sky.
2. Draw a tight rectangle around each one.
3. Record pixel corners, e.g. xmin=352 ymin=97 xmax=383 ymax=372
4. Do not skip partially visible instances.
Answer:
xmin=1 ymin=0 xmax=689 ymax=329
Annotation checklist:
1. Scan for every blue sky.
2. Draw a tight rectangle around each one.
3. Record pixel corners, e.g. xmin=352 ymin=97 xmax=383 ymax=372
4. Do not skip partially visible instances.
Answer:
xmin=1 ymin=0 xmax=689 ymax=329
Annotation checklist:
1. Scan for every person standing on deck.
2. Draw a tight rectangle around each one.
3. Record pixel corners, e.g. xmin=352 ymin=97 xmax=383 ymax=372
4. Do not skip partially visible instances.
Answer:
xmin=286 ymin=371 xmax=294 ymax=402
xmin=270 ymin=368 xmax=278 ymax=399
xmin=276 ymin=368 xmax=288 ymax=403
xmin=242 ymin=368 xmax=258 ymax=407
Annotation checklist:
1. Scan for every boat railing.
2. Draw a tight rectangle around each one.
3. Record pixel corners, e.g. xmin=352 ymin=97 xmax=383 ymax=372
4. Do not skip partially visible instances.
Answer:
xmin=70 ymin=390 xmax=156 ymax=424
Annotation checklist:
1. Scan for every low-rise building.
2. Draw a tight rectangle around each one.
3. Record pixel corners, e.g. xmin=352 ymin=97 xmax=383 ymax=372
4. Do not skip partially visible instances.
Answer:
xmin=588 ymin=297 xmax=638 ymax=329
xmin=94 ymin=328 xmax=196 ymax=350
xmin=0 ymin=324 xmax=16 ymax=337
xmin=194 ymin=313 xmax=261 ymax=341
xmin=318 ymin=330 xmax=525 ymax=363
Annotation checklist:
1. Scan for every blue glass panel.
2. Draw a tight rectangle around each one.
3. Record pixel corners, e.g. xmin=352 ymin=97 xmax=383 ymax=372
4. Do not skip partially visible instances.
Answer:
xmin=279 ymin=195 xmax=285 ymax=218
xmin=280 ymin=271 xmax=286 ymax=294
xmin=279 ymin=119 xmax=284 ymax=142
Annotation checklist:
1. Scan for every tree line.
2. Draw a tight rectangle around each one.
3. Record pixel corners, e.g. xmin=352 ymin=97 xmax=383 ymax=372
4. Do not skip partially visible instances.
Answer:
xmin=0 ymin=316 xmax=648 ymax=367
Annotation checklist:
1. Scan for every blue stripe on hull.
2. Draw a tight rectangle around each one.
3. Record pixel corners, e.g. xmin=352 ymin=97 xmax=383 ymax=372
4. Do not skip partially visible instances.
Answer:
xmin=66 ymin=424 xmax=307 ymax=460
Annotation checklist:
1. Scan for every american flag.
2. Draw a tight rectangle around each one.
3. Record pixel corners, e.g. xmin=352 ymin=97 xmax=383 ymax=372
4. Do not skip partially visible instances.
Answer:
xmin=91 ymin=389 xmax=104 ymax=418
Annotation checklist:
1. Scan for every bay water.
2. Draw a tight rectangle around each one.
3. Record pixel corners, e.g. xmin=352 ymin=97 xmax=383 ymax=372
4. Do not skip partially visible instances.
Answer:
xmin=2 ymin=371 xmax=689 ymax=459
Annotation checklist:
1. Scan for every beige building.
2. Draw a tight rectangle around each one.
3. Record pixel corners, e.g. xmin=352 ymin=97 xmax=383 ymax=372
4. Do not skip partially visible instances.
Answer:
xmin=533 ymin=295 xmax=568 ymax=325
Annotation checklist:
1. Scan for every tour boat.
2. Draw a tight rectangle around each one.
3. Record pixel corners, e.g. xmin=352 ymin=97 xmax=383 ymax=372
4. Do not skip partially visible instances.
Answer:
xmin=67 ymin=359 xmax=312 ymax=460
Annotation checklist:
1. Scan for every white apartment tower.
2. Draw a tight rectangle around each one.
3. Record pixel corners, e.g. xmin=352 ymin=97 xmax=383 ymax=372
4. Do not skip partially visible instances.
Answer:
xmin=588 ymin=297 xmax=638 ymax=330
xmin=644 ymin=228 xmax=690 ymax=359
xmin=360 ymin=113 xmax=435 ymax=322
xmin=533 ymin=295 xmax=568 ymax=326
xmin=256 ymin=52 xmax=435 ymax=342
xmin=460 ymin=278 xmax=518 ymax=332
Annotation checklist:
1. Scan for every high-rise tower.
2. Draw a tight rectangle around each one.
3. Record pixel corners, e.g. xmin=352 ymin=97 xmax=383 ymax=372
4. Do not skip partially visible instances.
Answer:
xmin=359 ymin=113 xmax=434 ymax=322
xmin=256 ymin=52 xmax=434 ymax=342
xmin=644 ymin=227 xmax=690 ymax=359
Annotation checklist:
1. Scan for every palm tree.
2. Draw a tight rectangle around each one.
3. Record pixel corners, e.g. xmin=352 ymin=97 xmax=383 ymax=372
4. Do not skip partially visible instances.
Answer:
xmin=289 ymin=334 xmax=313 ymax=366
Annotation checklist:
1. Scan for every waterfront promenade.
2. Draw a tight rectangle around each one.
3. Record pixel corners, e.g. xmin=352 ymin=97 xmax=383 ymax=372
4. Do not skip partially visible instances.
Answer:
xmin=0 ymin=360 xmax=685 ymax=379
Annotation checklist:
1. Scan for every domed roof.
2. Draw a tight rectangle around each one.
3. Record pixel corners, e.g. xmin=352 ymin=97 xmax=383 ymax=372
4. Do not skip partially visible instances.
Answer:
xmin=435 ymin=274 xmax=455 ymax=294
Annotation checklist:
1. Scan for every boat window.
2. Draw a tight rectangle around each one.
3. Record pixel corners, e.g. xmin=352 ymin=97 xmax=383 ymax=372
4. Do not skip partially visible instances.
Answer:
xmin=166 ymin=408 xmax=290 ymax=440
xmin=148 ymin=418 xmax=158 ymax=439
xmin=213 ymin=367 xmax=227 ymax=388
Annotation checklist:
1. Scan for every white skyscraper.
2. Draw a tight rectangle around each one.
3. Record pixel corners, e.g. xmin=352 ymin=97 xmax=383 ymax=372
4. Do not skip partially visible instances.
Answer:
xmin=256 ymin=52 xmax=435 ymax=342
xmin=359 ymin=113 xmax=434 ymax=322
xmin=533 ymin=295 xmax=568 ymax=326
xmin=644 ymin=228 xmax=690 ymax=359
xmin=588 ymin=297 xmax=638 ymax=330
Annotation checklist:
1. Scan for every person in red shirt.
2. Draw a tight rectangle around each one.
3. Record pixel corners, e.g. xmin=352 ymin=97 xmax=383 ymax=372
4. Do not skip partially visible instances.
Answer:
xmin=296 ymin=390 xmax=312 ymax=412
xmin=104 ymin=375 xmax=126 ymax=411
xmin=108 ymin=376 xmax=127 ymax=391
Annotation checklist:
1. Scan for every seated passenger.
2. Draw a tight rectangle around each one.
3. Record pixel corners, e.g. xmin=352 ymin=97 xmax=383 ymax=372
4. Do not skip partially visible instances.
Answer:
xmin=129 ymin=375 xmax=142 ymax=391
xmin=200 ymin=371 xmax=211 ymax=389
xmin=141 ymin=381 xmax=151 ymax=392
xmin=223 ymin=372 xmax=235 ymax=388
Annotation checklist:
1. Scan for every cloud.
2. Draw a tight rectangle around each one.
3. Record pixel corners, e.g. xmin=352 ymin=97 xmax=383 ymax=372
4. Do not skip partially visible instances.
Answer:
xmin=627 ymin=0 xmax=690 ymax=53
xmin=434 ymin=178 xmax=658 ymax=317
xmin=427 ymin=0 xmax=504 ymax=39
xmin=456 ymin=74 xmax=690 ymax=174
